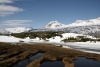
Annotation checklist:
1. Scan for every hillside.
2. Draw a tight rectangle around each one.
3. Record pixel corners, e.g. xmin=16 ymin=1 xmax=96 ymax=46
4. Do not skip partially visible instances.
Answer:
xmin=5 ymin=27 xmax=33 ymax=33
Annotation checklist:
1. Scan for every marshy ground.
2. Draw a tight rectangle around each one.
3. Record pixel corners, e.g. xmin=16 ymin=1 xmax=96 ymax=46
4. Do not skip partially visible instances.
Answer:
xmin=0 ymin=42 xmax=100 ymax=67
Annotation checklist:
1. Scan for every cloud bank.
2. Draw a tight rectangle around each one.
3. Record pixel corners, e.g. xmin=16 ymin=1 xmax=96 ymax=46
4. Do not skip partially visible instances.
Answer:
xmin=0 ymin=5 xmax=23 ymax=17
xmin=0 ymin=0 xmax=23 ymax=17
xmin=1 ymin=20 xmax=33 ymax=27
xmin=0 ymin=0 xmax=13 ymax=3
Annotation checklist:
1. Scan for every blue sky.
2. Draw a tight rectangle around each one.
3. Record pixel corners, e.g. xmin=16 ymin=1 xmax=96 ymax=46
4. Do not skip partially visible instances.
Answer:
xmin=0 ymin=0 xmax=100 ymax=29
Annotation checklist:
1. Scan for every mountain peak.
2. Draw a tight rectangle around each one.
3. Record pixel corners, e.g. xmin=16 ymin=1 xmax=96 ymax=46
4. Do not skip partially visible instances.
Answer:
xmin=45 ymin=21 xmax=66 ymax=28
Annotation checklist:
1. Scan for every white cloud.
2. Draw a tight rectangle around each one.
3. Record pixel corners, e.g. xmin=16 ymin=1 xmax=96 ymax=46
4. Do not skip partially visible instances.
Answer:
xmin=0 ymin=0 xmax=24 ymax=17
xmin=0 ymin=0 xmax=13 ymax=3
xmin=0 ymin=5 xmax=23 ymax=17
xmin=0 ymin=25 xmax=2 ymax=27
xmin=1 ymin=20 xmax=33 ymax=27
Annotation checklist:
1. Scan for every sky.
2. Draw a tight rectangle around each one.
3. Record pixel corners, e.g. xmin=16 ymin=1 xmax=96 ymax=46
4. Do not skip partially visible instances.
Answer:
xmin=0 ymin=0 xmax=100 ymax=29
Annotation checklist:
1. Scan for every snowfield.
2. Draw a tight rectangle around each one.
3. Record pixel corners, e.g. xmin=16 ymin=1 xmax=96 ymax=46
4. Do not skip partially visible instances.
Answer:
xmin=57 ymin=42 xmax=100 ymax=54
xmin=0 ymin=33 xmax=100 ymax=54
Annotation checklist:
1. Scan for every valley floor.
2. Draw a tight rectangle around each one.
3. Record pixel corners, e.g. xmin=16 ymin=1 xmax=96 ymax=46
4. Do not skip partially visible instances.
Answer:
xmin=0 ymin=34 xmax=100 ymax=54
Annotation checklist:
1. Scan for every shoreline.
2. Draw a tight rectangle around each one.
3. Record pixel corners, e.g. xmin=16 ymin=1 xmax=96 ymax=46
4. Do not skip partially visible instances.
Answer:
xmin=9 ymin=41 xmax=100 ymax=54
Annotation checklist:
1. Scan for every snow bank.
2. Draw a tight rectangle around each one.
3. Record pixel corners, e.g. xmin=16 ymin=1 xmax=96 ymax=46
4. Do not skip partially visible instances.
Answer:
xmin=61 ymin=42 xmax=100 ymax=54
xmin=0 ymin=33 xmax=95 ymax=43
xmin=0 ymin=36 xmax=20 ymax=42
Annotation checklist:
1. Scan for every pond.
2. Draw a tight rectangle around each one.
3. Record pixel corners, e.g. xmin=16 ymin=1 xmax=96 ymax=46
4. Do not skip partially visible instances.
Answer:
xmin=74 ymin=57 xmax=100 ymax=67
xmin=0 ymin=54 xmax=5 ymax=57
xmin=41 ymin=61 xmax=64 ymax=67
xmin=12 ymin=53 xmax=44 ymax=67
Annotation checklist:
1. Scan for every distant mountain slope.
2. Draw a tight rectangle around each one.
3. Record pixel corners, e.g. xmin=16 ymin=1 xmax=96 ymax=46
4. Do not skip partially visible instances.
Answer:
xmin=61 ymin=25 xmax=100 ymax=35
xmin=0 ymin=29 xmax=10 ymax=34
xmin=66 ymin=17 xmax=100 ymax=27
xmin=63 ymin=17 xmax=100 ymax=36
xmin=5 ymin=27 xmax=33 ymax=33
xmin=42 ymin=17 xmax=100 ymax=37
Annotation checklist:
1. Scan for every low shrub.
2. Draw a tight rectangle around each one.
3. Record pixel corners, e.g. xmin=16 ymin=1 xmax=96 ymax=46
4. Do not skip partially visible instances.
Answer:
xmin=11 ymin=31 xmax=63 ymax=39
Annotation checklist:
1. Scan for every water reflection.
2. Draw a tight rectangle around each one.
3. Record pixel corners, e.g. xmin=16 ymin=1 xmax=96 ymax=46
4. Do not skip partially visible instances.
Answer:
xmin=74 ymin=57 xmax=100 ymax=67
xmin=41 ymin=61 xmax=64 ymax=67
xmin=12 ymin=53 xmax=43 ymax=67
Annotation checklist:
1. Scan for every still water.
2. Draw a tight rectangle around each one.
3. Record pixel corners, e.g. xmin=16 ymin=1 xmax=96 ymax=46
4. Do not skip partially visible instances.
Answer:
xmin=74 ymin=57 xmax=100 ymax=67
xmin=12 ymin=53 xmax=44 ymax=67
xmin=0 ymin=54 xmax=5 ymax=57
xmin=41 ymin=61 xmax=64 ymax=67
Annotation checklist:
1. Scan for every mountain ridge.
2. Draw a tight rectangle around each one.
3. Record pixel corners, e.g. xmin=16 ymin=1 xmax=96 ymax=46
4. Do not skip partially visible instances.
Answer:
xmin=0 ymin=17 xmax=100 ymax=35
xmin=44 ymin=17 xmax=100 ymax=28
xmin=66 ymin=17 xmax=100 ymax=27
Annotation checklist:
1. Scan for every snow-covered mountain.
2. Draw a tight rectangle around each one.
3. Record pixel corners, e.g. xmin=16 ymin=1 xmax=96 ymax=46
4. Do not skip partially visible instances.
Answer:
xmin=45 ymin=21 xmax=66 ymax=28
xmin=5 ymin=27 xmax=33 ymax=33
xmin=1 ymin=17 xmax=100 ymax=35
xmin=42 ymin=17 xmax=100 ymax=36
xmin=44 ymin=17 xmax=100 ymax=28
xmin=66 ymin=17 xmax=100 ymax=27
xmin=62 ymin=17 xmax=100 ymax=36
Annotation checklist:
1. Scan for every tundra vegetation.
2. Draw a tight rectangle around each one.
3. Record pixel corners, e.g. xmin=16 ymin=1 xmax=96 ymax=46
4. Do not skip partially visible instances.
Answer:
xmin=0 ymin=42 xmax=100 ymax=67
xmin=11 ymin=31 xmax=63 ymax=39
xmin=1 ymin=31 xmax=100 ymax=42
xmin=62 ymin=36 xmax=99 ymax=42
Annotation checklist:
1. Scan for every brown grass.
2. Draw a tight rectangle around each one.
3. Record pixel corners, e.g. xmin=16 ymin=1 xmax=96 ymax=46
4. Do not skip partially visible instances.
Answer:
xmin=0 ymin=42 xmax=100 ymax=67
